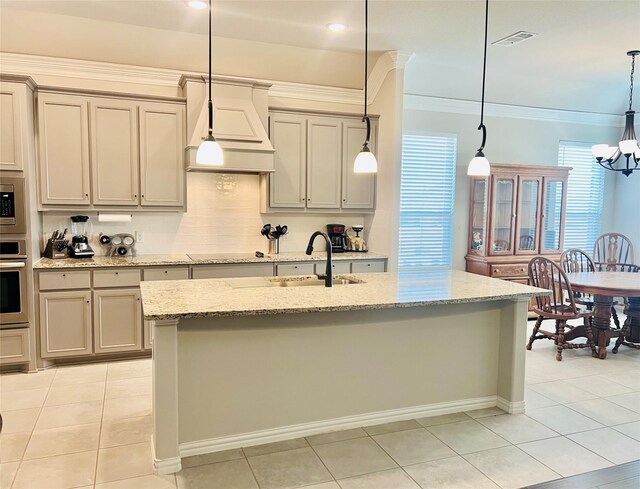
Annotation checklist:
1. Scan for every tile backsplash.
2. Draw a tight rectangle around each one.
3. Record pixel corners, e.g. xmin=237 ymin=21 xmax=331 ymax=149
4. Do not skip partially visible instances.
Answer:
xmin=42 ymin=172 xmax=365 ymax=256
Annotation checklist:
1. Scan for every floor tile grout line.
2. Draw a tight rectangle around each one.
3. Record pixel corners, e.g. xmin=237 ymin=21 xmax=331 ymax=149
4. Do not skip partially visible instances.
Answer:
xmin=306 ymin=441 xmax=340 ymax=485
xmin=9 ymin=365 xmax=57 ymax=489
xmin=564 ymin=429 xmax=640 ymax=467
xmin=92 ymin=370 xmax=107 ymax=486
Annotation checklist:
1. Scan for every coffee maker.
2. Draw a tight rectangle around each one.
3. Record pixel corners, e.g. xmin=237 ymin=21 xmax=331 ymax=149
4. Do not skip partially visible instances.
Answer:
xmin=327 ymin=224 xmax=347 ymax=253
xmin=68 ymin=215 xmax=95 ymax=258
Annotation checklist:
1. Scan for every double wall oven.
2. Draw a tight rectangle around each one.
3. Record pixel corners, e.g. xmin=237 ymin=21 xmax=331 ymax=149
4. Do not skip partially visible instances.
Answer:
xmin=0 ymin=175 xmax=29 ymax=329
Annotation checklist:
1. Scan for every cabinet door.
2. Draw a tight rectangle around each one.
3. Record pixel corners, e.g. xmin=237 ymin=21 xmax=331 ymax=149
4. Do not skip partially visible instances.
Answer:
xmin=269 ymin=114 xmax=307 ymax=208
xmin=139 ymin=103 xmax=185 ymax=207
xmin=469 ymin=177 xmax=489 ymax=254
xmin=39 ymin=290 xmax=92 ymax=358
xmin=38 ymin=94 xmax=91 ymax=205
xmin=306 ymin=117 xmax=342 ymax=208
xmin=488 ymin=176 xmax=517 ymax=255
xmin=90 ymin=99 xmax=139 ymax=205
xmin=515 ymin=177 xmax=542 ymax=255
xmin=342 ymin=119 xmax=376 ymax=209
xmin=93 ymin=288 xmax=142 ymax=353
xmin=540 ymin=178 xmax=567 ymax=254
xmin=192 ymin=263 xmax=274 ymax=279
xmin=0 ymin=83 xmax=25 ymax=171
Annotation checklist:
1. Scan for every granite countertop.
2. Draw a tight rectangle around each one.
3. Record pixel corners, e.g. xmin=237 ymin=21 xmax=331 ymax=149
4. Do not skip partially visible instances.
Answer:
xmin=139 ymin=270 xmax=549 ymax=321
xmin=33 ymin=252 xmax=387 ymax=269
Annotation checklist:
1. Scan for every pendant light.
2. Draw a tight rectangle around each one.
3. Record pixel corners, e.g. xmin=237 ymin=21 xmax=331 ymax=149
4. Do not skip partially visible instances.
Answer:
xmin=354 ymin=0 xmax=378 ymax=174
xmin=195 ymin=0 xmax=224 ymax=166
xmin=592 ymin=50 xmax=640 ymax=176
xmin=467 ymin=0 xmax=491 ymax=177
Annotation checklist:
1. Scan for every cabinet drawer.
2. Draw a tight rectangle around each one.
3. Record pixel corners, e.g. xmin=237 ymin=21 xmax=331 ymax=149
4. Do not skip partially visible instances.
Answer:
xmin=39 ymin=270 xmax=91 ymax=291
xmin=93 ymin=269 xmax=141 ymax=288
xmin=490 ymin=264 xmax=528 ymax=278
xmin=276 ymin=263 xmax=315 ymax=276
xmin=314 ymin=261 xmax=351 ymax=275
xmin=143 ymin=267 xmax=189 ymax=281
xmin=0 ymin=328 xmax=30 ymax=364
xmin=351 ymin=260 xmax=386 ymax=273
xmin=192 ymin=263 xmax=273 ymax=279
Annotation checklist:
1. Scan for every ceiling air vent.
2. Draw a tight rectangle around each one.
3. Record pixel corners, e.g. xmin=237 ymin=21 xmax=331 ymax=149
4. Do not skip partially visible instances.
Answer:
xmin=492 ymin=31 xmax=538 ymax=47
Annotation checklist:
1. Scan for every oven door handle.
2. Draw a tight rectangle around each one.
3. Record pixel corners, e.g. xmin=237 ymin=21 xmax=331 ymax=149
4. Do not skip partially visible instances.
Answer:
xmin=0 ymin=262 xmax=26 ymax=268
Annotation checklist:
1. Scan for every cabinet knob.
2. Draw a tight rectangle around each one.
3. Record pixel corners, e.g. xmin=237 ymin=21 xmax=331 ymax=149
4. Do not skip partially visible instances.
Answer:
xmin=137 ymin=298 xmax=140 ymax=301
xmin=115 ymin=272 xmax=118 ymax=275
xmin=134 ymin=195 xmax=137 ymax=198
xmin=85 ymin=194 xmax=89 ymax=197
xmin=86 ymin=300 xmax=90 ymax=304
xmin=164 ymin=270 xmax=168 ymax=274
xmin=62 ymin=273 xmax=66 ymax=277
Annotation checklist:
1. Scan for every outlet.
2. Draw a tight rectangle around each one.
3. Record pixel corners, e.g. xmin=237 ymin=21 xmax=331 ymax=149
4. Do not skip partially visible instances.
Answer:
xmin=135 ymin=231 xmax=145 ymax=243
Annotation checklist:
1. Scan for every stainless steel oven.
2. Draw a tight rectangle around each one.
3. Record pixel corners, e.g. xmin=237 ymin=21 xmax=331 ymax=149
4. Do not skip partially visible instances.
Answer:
xmin=0 ymin=176 xmax=26 ymax=235
xmin=0 ymin=239 xmax=28 ymax=327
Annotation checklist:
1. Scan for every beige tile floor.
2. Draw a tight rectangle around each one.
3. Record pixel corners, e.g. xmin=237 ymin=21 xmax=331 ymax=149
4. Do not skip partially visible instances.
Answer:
xmin=0 ymin=319 xmax=639 ymax=489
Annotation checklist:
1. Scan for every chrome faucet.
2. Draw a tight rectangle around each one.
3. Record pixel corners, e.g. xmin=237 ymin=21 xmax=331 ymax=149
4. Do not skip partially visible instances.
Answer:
xmin=305 ymin=231 xmax=333 ymax=287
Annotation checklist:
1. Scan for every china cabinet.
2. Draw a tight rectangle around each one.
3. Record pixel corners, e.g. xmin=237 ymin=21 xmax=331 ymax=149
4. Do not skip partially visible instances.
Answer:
xmin=465 ymin=164 xmax=571 ymax=310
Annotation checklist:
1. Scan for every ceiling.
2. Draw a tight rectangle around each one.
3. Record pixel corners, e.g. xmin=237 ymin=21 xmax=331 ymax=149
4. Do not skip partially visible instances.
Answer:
xmin=1 ymin=0 xmax=639 ymax=113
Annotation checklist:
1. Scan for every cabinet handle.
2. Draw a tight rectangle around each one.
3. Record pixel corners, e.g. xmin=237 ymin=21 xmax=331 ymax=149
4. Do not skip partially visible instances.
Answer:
xmin=86 ymin=300 xmax=90 ymax=304
xmin=134 ymin=195 xmax=137 ymax=198
xmin=141 ymin=194 xmax=145 ymax=198
xmin=115 ymin=272 xmax=118 ymax=275
xmin=62 ymin=273 xmax=66 ymax=277
xmin=85 ymin=194 xmax=89 ymax=197
xmin=164 ymin=270 xmax=168 ymax=274
xmin=137 ymin=298 xmax=140 ymax=301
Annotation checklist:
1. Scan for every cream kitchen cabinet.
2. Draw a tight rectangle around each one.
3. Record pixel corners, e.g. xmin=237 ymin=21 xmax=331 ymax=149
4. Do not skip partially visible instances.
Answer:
xmin=192 ymin=263 xmax=274 ymax=279
xmin=37 ymin=93 xmax=91 ymax=205
xmin=93 ymin=288 xmax=142 ymax=354
xmin=90 ymin=99 xmax=139 ymax=206
xmin=39 ymin=290 xmax=92 ymax=359
xmin=0 ymin=77 xmax=35 ymax=172
xmin=266 ymin=110 xmax=377 ymax=212
xmin=139 ymin=102 xmax=185 ymax=207
xmin=0 ymin=329 xmax=31 ymax=365
xmin=36 ymin=90 xmax=185 ymax=210
xmin=306 ymin=117 xmax=342 ymax=209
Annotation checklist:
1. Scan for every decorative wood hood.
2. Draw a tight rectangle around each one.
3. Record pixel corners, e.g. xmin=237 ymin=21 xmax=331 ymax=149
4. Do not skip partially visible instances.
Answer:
xmin=179 ymin=75 xmax=275 ymax=174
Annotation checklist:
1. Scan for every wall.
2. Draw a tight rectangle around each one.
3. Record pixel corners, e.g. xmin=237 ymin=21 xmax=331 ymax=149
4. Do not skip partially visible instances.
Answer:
xmin=402 ymin=106 xmax=622 ymax=270
xmin=613 ymin=175 xmax=640 ymax=257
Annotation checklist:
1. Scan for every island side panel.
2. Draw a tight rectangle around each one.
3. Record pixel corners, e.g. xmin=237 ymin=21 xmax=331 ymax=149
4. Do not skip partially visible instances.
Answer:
xmin=151 ymin=319 xmax=181 ymax=474
xmin=174 ymin=302 xmax=505 ymax=449
xmin=497 ymin=297 xmax=529 ymax=414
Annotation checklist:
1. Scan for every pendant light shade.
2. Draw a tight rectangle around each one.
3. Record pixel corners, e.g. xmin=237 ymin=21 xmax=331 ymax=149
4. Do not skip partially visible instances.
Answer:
xmin=467 ymin=0 xmax=491 ymax=177
xmin=354 ymin=0 xmax=377 ymax=174
xmin=197 ymin=0 xmax=224 ymax=166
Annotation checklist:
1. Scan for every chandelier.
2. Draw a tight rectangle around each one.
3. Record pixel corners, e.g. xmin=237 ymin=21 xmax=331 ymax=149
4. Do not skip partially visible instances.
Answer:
xmin=592 ymin=50 xmax=640 ymax=176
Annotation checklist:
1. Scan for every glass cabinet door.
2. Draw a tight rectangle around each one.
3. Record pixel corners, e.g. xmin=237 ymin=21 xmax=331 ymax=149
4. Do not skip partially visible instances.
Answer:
xmin=515 ymin=177 xmax=541 ymax=254
xmin=490 ymin=177 xmax=516 ymax=254
xmin=470 ymin=178 xmax=488 ymax=254
xmin=541 ymin=179 xmax=565 ymax=253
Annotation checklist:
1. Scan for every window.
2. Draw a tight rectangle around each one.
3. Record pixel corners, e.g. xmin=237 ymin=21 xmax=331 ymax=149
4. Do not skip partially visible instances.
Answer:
xmin=558 ymin=141 xmax=605 ymax=251
xmin=399 ymin=133 xmax=457 ymax=270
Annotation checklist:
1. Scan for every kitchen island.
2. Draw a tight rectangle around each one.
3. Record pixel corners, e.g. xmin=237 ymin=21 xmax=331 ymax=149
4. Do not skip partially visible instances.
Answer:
xmin=140 ymin=270 xmax=547 ymax=474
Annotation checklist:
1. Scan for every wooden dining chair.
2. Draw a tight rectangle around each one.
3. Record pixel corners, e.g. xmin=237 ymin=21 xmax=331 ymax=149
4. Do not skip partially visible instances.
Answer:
xmin=519 ymin=235 xmax=535 ymax=250
xmin=612 ymin=265 xmax=640 ymax=353
xmin=527 ymin=256 xmax=596 ymax=361
xmin=561 ymin=248 xmax=621 ymax=328
xmin=593 ymin=233 xmax=635 ymax=271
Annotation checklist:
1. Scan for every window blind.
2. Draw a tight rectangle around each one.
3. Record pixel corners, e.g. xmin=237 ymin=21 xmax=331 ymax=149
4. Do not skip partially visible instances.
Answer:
xmin=399 ymin=134 xmax=457 ymax=270
xmin=558 ymin=141 xmax=605 ymax=252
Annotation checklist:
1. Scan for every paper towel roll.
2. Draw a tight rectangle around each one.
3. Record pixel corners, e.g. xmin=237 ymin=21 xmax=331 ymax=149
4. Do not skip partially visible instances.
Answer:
xmin=98 ymin=213 xmax=132 ymax=223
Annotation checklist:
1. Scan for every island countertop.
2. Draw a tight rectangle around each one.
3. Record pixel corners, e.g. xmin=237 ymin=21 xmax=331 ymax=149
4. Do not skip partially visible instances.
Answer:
xmin=33 ymin=251 xmax=387 ymax=269
xmin=140 ymin=270 xmax=548 ymax=321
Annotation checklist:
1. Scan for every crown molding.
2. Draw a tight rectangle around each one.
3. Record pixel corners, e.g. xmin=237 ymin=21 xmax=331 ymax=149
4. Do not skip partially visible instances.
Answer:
xmin=404 ymin=93 xmax=625 ymax=127
xmin=0 ymin=52 xmax=363 ymax=105
xmin=367 ymin=50 xmax=415 ymax=104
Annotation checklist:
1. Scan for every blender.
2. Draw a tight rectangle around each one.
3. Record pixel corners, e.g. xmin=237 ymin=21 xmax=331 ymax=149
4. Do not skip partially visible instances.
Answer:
xmin=68 ymin=215 xmax=95 ymax=258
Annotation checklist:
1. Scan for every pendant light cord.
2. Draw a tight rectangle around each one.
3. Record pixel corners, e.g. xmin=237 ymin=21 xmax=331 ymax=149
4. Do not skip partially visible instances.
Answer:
xmin=362 ymin=0 xmax=371 ymax=146
xmin=629 ymin=52 xmax=635 ymax=111
xmin=207 ymin=0 xmax=213 ymax=136
xmin=477 ymin=0 xmax=489 ymax=151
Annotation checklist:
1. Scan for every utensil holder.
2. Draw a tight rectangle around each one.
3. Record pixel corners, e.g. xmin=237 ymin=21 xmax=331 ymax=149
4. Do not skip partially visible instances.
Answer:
xmin=269 ymin=239 xmax=280 ymax=254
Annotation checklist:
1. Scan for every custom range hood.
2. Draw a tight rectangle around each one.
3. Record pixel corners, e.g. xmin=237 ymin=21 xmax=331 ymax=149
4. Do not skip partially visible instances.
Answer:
xmin=180 ymin=75 xmax=275 ymax=173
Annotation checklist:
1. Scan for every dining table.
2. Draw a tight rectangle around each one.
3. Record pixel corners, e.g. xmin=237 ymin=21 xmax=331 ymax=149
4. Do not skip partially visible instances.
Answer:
xmin=565 ymin=271 xmax=640 ymax=359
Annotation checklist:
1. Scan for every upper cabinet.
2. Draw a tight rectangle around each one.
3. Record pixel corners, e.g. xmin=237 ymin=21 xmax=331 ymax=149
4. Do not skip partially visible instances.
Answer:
xmin=0 ymin=79 xmax=35 ymax=172
xmin=38 ymin=94 xmax=91 ymax=205
xmin=36 ymin=89 xmax=185 ymax=211
xmin=139 ymin=103 xmax=185 ymax=207
xmin=265 ymin=110 xmax=377 ymax=212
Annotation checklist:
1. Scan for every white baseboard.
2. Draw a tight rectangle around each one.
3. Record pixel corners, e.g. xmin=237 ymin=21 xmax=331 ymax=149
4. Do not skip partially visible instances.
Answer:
xmin=497 ymin=396 xmax=526 ymax=414
xmin=179 ymin=396 xmax=497 ymax=458
xmin=151 ymin=436 xmax=182 ymax=475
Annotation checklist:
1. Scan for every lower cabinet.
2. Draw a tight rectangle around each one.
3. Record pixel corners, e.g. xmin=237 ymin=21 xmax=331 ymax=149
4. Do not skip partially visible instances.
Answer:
xmin=275 ymin=263 xmax=315 ymax=276
xmin=192 ymin=263 xmax=273 ymax=279
xmin=0 ymin=328 xmax=31 ymax=365
xmin=93 ymin=288 xmax=142 ymax=353
xmin=351 ymin=260 xmax=386 ymax=273
xmin=40 ymin=290 xmax=92 ymax=359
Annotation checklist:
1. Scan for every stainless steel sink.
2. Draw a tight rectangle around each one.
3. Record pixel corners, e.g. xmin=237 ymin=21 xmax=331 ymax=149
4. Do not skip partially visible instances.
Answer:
xmin=269 ymin=277 xmax=362 ymax=287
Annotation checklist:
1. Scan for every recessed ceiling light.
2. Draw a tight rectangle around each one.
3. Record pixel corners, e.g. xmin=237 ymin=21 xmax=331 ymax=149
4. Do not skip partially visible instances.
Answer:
xmin=327 ymin=23 xmax=347 ymax=32
xmin=187 ymin=1 xmax=207 ymax=10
